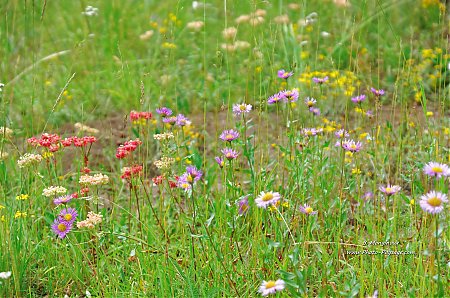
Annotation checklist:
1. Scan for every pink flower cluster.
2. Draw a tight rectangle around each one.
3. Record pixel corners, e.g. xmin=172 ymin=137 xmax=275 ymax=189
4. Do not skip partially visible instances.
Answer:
xmin=27 ymin=133 xmax=61 ymax=152
xmin=115 ymin=139 xmax=142 ymax=159
xmin=121 ymin=165 xmax=143 ymax=180
xmin=61 ymin=136 xmax=97 ymax=147
xmin=130 ymin=111 xmax=152 ymax=121
xmin=27 ymin=133 xmax=97 ymax=152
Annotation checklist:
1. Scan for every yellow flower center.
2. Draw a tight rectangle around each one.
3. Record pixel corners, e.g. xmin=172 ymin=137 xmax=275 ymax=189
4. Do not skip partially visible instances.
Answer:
xmin=226 ymin=134 xmax=234 ymax=140
xmin=187 ymin=175 xmax=193 ymax=183
xmin=431 ymin=167 xmax=443 ymax=173
xmin=265 ymin=281 xmax=276 ymax=289
xmin=349 ymin=144 xmax=357 ymax=149
xmin=305 ymin=207 xmax=313 ymax=214
xmin=57 ymin=223 xmax=67 ymax=232
xmin=239 ymin=105 xmax=246 ymax=111
xmin=64 ymin=214 xmax=72 ymax=221
xmin=262 ymin=193 xmax=274 ymax=201
xmin=427 ymin=196 xmax=442 ymax=207
xmin=385 ymin=187 xmax=392 ymax=193
xmin=306 ymin=131 xmax=313 ymax=136
xmin=181 ymin=183 xmax=190 ymax=189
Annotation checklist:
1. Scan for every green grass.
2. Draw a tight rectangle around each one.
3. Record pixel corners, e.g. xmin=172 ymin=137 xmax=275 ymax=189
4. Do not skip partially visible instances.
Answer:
xmin=0 ymin=0 xmax=449 ymax=297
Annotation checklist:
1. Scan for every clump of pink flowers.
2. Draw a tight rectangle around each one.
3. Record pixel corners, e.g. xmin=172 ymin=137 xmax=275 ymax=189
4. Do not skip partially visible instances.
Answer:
xmin=115 ymin=139 xmax=142 ymax=159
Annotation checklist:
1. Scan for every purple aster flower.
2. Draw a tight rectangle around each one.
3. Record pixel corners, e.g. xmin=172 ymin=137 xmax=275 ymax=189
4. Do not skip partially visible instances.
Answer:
xmin=176 ymin=114 xmax=191 ymax=127
xmin=365 ymin=110 xmax=374 ymax=118
xmin=379 ymin=184 xmax=401 ymax=196
xmin=277 ymin=69 xmax=293 ymax=79
xmin=351 ymin=95 xmax=366 ymax=103
xmin=419 ymin=191 xmax=448 ymax=214
xmin=221 ymin=148 xmax=239 ymax=160
xmin=58 ymin=208 xmax=78 ymax=224
xmin=219 ymin=129 xmax=239 ymax=142
xmin=156 ymin=107 xmax=173 ymax=117
xmin=366 ymin=290 xmax=378 ymax=298
xmin=302 ymin=128 xmax=319 ymax=137
xmin=237 ymin=195 xmax=250 ymax=215
xmin=53 ymin=194 xmax=73 ymax=205
xmin=304 ymin=97 xmax=317 ymax=107
xmin=280 ymin=89 xmax=299 ymax=103
xmin=363 ymin=191 xmax=374 ymax=202
xmin=335 ymin=129 xmax=350 ymax=139
xmin=163 ymin=116 xmax=177 ymax=125
xmin=423 ymin=162 xmax=450 ymax=179
xmin=342 ymin=139 xmax=362 ymax=152
xmin=215 ymin=156 xmax=225 ymax=168
xmin=232 ymin=103 xmax=252 ymax=116
xmin=255 ymin=191 xmax=281 ymax=209
xmin=309 ymin=107 xmax=321 ymax=116
xmin=267 ymin=92 xmax=283 ymax=105
xmin=312 ymin=76 xmax=329 ymax=84
xmin=185 ymin=166 xmax=202 ymax=183
xmin=370 ymin=87 xmax=385 ymax=97
xmin=51 ymin=218 xmax=73 ymax=239
xmin=177 ymin=174 xmax=193 ymax=191
xmin=299 ymin=204 xmax=318 ymax=215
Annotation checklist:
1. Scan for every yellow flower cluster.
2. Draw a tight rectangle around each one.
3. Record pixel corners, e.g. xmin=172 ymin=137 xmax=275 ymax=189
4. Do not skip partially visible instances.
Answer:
xmin=421 ymin=0 xmax=445 ymax=11
xmin=15 ymin=194 xmax=29 ymax=200
xmin=299 ymin=69 xmax=360 ymax=96
xmin=14 ymin=211 xmax=27 ymax=219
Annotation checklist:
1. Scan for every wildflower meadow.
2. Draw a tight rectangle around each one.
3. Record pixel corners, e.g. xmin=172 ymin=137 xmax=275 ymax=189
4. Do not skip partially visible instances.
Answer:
xmin=1 ymin=0 xmax=449 ymax=297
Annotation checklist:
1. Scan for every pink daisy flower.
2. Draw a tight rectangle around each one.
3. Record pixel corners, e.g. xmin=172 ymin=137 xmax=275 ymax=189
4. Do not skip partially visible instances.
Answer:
xmin=219 ymin=129 xmax=239 ymax=142
xmin=304 ymin=97 xmax=317 ymax=107
xmin=258 ymin=279 xmax=285 ymax=296
xmin=342 ymin=139 xmax=362 ymax=152
xmin=277 ymin=69 xmax=293 ymax=79
xmin=221 ymin=148 xmax=239 ymax=160
xmin=255 ymin=191 xmax=281 ymax=208
xmin=419 ymin=191 xmax=448 ymax=214
xmin=232 ymin=103 xmax=252 ymax=116
xmin=423 ymin=162 xmax=450 ymax=179
xmin=379 ymin=184 xmax=401 ymax=196
xmin=51 ymin=219 xmax=73 ymax=239
xmin=299 ymin=204 xmax=318 ymax=215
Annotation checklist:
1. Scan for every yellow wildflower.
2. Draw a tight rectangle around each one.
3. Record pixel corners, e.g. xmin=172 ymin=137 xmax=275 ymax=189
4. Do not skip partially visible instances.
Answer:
xmin=42 ymin=151 xmax=54 ymax=159
xmin=162 ymin=42 xmax=177 ymax=49
xmin=351 ymin=168 xmax=361 ymax=175
xmin=14 ymin=211 xmax=27 ymax=219
xmin=15 ymin=194 xmax=29 ymax=201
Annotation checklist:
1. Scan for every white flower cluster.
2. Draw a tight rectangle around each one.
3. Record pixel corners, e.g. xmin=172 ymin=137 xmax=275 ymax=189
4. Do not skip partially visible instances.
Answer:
xmin=82 ymin=6 xmax=98 ymax=16
xmin=154 ymin=157 xmax=175 ymax=169
xmin=42 ymin=186 xmax=67 ymax=197
xmin=153 ymin=132 xmax=174 ymax=141
xmin=186 ymin=21 xmax=204 ymax=31
xmin=0 ymin=126 xmax=13 ymax=138
xmin=74 ymin=123 xmax=99 ymax=135
xmin=77 ymin=211 xmax=103 ymax=229
xmin=79 ymin=173 xmax=109 ymax=186
xmin=17 ymin=153 xmax=43 ymax=168
xmin=0 ymin=151 xmax=8 ymax=161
